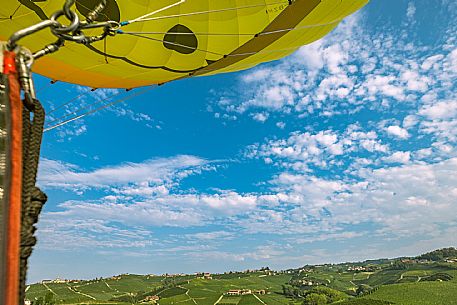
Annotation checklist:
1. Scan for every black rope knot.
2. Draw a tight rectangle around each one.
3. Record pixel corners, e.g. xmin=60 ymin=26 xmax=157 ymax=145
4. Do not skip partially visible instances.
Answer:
xmin=19 ymin=96 xmax=47 ymax=303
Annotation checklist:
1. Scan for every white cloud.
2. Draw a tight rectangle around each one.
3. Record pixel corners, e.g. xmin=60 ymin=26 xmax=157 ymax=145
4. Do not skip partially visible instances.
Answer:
xmin=38 ymin=155 xmax=209 ymax=190
xmin=251 ymin=125 xmax=390 ymax=172
xmin=241 ymin=68 xmax=271 ymax=83
xmin=37 ymin=148 xmax=457 ymax=258
xmin=237 ymin=158 xmax=457 ymax=240
xmin=406 ymin=2 xmax=416 ymax=21
xmin=252 ymin=112 xmax=269 ymax=123
xmin=421 ymin=54 xmax=445 ymax=71
xmin=187 ymin=231 xmax=235 ymax=241
xmin=403 ymin=115 xmax=418 ymax=129
xmin=37 ymin=218 xmax=155 ymax=251
xmin=292 ymin=231 xmax=365 ymax=244
xmin=418 ymin=100 xmax=457 ymax=142
xmin=419 ymin=100 xmax=457 ymax=120
xmin=276 ymin=122 xmax=286 ymax=129
xmin=382 ymin=151 xmax=411 ymax=164
xmin=386 ymin=125 xmax=410 ymax=139
xmin=294 ymin=40 xmax=324 ymax=71
xmin=210 ymin=5 xmax=457 ymax=171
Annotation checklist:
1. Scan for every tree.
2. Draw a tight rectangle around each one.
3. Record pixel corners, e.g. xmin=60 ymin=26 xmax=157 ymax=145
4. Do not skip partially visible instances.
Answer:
xmin=282 ymin=285 xmax=293 ymax=297
xmin=308 ymin=287 xmax=346 ymax=303
xmin=32 ymin=297 xmax=44 ymax=305
xmin=303 ymin=293 xmax=327 ymax=305
xmin=32 ymin=294 xmax=56 ymax=305
xmin=388 ymin=261 xmax=408 ymax=270
xmin=44 ymin=292 xmax=55 ymax=305
xmin=356 ymin=284 xmax=372 ymax=296
xmin=293 ymin=288 xmax=302 ymax=298
xmin=417 ymin=247 xmax=457 ymax=261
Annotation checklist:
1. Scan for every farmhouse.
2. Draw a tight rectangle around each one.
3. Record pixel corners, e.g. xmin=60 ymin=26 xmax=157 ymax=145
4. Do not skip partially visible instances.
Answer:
xmin=300 ymin=280 xmax=315 ymax=286
xmin=254 ymin=290 xmax=267 ymax=295
xmin=110 ymin=276 xmax=121 ymax=280
xmin=225 ymin=289 xmax=252 ymax=296
xmin=143 ymin=295 xmax=160 ymax=302
xmin=203 ymin=272 xmax=212 ymax=280
xmin=41 ymin=278 xmax=69 ymax=284
xmin=195 ymin=272 xmax=213 ymax=279
xmin=347 ymin=266 xmax=372 ymax=272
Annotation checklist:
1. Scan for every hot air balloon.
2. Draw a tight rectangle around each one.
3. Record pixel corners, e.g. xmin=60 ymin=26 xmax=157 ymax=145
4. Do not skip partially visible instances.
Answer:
xmin=1 ymin=0 xmax=368 ymax=88
xmin=0 ymin=1 xmax=368 ymax=305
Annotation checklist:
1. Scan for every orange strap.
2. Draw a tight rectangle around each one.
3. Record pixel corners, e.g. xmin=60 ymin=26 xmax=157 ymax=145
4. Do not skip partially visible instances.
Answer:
xmin=3 ymin=50 xmax=22 ymax=305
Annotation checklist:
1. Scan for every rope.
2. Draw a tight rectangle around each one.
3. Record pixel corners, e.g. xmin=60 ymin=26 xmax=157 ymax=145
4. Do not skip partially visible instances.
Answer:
xmin=44 ymin=89 xmax=124 ymax=127
xmin=10 ymin=4 xmax=22 ymax=19
xmin=35 ymin=80 xmax=58 ymax=95
xmin=123 ymin=0 xmax=186 ymax=26
xmin=120 ymin=31 xmax=254 ymax=36
xmin=119 ymin=18 xmax=342 ymax=38
xmin=44 ymin=86 xmax=155 ymax=132
xmin=47 ymin=88 xmax=92 ymax=115
xmin=121 ymin=1 xmax=289 ymax=24
xmin=119 ymin=32 xmax=225 ymax=57
xmin=19 ymin=188 xmax=46 ymax=303
xmin=19 ymin=95 xmax=47 ymax=304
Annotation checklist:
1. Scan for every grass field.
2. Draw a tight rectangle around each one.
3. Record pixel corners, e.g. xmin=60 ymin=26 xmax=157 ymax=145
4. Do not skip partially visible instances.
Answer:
xmin=26 ymin=273 xmax=296 ymax=304
xmin=361 ymin=281 xmax=457 ymax=305
xmin=336 ymin=299 xmax=393 ymax=305
xmin=25 ymin=260 xmax=457 ymax=304
xmin=237 ymin=294 xmax=263 ymax=305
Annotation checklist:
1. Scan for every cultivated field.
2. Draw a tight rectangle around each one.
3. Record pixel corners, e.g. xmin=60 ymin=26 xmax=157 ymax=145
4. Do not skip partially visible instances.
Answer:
xmin=27 ymin=273 xmax=294 ymax=305
xmin=26 ymin=248 xmax=457 ymax=304
xmin=361 ymin=281 xmax=457 ymax=305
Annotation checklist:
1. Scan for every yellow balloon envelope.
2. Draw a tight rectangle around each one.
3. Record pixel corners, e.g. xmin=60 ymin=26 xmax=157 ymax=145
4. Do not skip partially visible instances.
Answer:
xmin=0 ymin=0 xmax=368 ymax=88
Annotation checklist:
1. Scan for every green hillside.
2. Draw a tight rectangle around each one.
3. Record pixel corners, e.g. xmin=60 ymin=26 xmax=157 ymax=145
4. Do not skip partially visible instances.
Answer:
xmin=361 ymin=281 xmax=457 ymax=305
xmin=26 ymin=248 xmax=457 ymax=305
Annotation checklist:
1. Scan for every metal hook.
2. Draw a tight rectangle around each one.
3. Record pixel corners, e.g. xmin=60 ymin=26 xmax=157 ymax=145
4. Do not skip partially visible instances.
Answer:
xmin=49 ymin=9 xmax=80 ymax=34
xmin=7 ymin=19 xmax=60 ymax=51
xmin=16 ymin=48 xmax=36 ymax=100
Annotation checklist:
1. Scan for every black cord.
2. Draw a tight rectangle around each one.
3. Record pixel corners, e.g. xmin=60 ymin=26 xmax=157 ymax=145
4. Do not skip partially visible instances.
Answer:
xmin=19 ymin=95 xmax=47 ymax=303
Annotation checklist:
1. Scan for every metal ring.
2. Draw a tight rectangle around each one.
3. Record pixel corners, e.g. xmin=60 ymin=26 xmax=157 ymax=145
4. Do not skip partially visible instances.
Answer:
xmin=54 ymin=31 xmax=88 ymax=44
xmin=50 ymin=9 xmax=80 ymax=34
xmin=63 ymin=0 xmax=76 ymax=21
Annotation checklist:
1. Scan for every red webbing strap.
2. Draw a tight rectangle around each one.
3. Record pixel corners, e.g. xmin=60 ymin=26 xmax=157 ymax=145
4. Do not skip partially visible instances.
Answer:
xmin=3 ymin=50 xmax=22 ymax=305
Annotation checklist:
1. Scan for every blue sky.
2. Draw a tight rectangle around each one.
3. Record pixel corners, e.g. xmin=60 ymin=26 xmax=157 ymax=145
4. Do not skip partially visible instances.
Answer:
xmin=29 ymin=0 xmax=457 ymax=283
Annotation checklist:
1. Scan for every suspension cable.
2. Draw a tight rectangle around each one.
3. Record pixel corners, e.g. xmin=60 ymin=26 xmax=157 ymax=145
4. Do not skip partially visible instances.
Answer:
xmin=44 ymin=87 xmax=155 ymax=132
xmin=35 ymin=80 xmax=57 ymax=95
xmin=122 ymin=0 xmax=186 ymax=26
xmin=47 ymin=88 xmax=93 ymax=115
xmin=45 ymin=89 xmax=124 ymax=126
xmin=117 ymin=17 xmax=340 ymax=63
xmin=10 ymin=4 xmax=22 ymax=18
xmin=119 ymin=32 xmax=225 ymax=57
xmin=120 ymin=31 xmax=254 ymax=37
xmin=119 ymin=18 xmax=341 ymax=37
xmin=120 ymin=1 xmax=289 ymax=24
